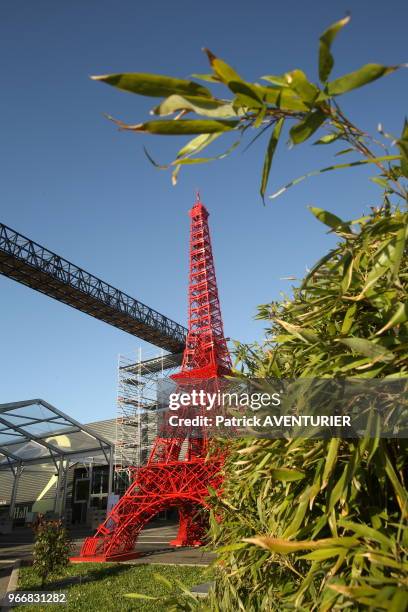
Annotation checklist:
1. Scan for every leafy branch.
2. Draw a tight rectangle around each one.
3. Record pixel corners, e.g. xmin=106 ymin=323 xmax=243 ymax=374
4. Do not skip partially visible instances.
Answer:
xmin=91 ymin=15 xmax=407 ymax=202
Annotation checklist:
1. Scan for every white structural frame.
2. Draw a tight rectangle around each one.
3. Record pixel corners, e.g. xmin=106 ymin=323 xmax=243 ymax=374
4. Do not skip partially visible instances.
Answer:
xmin=0 ymin=399 xmax=114 ymax=519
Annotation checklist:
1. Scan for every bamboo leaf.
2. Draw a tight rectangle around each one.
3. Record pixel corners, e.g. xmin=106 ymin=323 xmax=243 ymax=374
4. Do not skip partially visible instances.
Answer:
xmin=308 ymin=206 xmax=350 ymax=231
xmin=392 ymin=224 xmax=408 ymax=278
xmin=254 ymin=106 xmax=267 ymax=128
xmin=376 ymin=302 xmax=408 ymax=335
xmin=171 ymin=164 xmax=181 ymax=186
xmin=153 ymin=572 xmax=173 ymax=588
xmin=327 ymin=64 xmax=401 ymax=96
xmin=275 ymin=319 xmax=319 ymax=344
xmin=260 ymin=118 xmax=284 ymax=201
xmin=336 ymin=338 xmax=395 ymax=363
xmin=328 ymin=584 xmax=378 ymax=597
xmin=172 ymin=139 xmax=240 ymax=165
xmin=313 ymin=132 xmax=342 ymax=145
xmin=112 ymin=118 xmax=239 ymax=135
xmin=204 ymin=48 xmax=243 ymax=85
xmin=283 ymin=492 xmax=310 ymax=538
xmin=277 ymin=88 xmax=309 ymax=111
xmin=243 ymin=536 xmax=359 ymax=553
xmin=269 ymin=156 xmax=401 ymax=199
xmin=328 ymin=463 xmax=348 ymax=512
xmin=389 ymin=590 xmax=408 ymax=612
xmin=152 ymin=94 xmax=239 ymax=118
xmin=300 ymin=547 xmax=345 ymax=560
xmin=142 ymin=147 xmax=168 ymax=169
xmin=339 ymin=519 xmax=392 ymax=548
xmin=370 ymin=176 xmax=389 ymax=189
xmin=321 ymin=439 xmax=340 ymax=490
xmin=270 ymin=467 xmax=305 ymax=481
xmin=341 ymin=254 xmax=354 ymax=293
xmin=397 ymin=118 xmax=408 ymax=177
xmin=228 ymin=81 xmax=264 ymax=108
xmin=335 ymin=147 xmax=355 ymax=156
xmin=236 ymin=82 xmax=309 ymax=110
xmin=290 ymin=110 xmax=326 ymax=144
xmin=191 ymin=72 xmax=221 ymax=83
xmin=217 ymin=542 xmax=248 ymax=553
xmin=341 ymin=304 xmax=357 ymax=334
xmin=176 ymin=133 xmax=222 ymax=158
xmin=261 ymin=74 xmax=290 ymax=87
xmin=364 ymin=552 xmax=408 ymax=571
xmin=143 ymin=133 xmax=223 ymax=169
xmin=319 ymin=15 xmax=351 ymax=82
xmin=91 ymin=72 xmax=211 ymax=98
xmin=383 ymin=448 xmax=408 ymax=516
xmin=285 ymin=69 xmax=320 ymax=104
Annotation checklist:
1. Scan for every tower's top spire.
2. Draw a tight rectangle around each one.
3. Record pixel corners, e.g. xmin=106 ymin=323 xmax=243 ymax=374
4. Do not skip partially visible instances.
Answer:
xmin=190 ymin=190 xmax=209 ymax=218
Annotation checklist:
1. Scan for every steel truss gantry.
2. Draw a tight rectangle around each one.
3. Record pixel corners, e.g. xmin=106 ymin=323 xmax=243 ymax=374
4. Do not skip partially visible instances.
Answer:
xmin=0 ymin=222 xmax=186 ymax=353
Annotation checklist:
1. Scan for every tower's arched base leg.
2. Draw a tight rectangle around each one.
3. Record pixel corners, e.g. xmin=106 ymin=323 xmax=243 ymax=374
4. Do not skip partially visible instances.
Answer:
xmin=71 ymin=458 xmax=222 ymax=562
xmin=169 ymin=503 xmax=207 ymax=547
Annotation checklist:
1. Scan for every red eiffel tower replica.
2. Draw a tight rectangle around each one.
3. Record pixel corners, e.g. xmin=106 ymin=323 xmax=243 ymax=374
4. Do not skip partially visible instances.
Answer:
xmin=73 ymin=195 xmax=231 ymax=561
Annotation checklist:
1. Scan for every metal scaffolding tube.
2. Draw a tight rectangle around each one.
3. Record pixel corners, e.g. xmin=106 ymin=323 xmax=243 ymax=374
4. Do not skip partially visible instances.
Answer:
xmin=107 ymin=447 xmax=114 ymax=496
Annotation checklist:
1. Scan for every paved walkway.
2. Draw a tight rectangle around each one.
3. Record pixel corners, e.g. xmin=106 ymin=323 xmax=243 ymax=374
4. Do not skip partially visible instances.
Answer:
xmin=0 ymin=523 xmax=215 ymax=566
xmin=0 ymin=560 xmax=15 ymax=599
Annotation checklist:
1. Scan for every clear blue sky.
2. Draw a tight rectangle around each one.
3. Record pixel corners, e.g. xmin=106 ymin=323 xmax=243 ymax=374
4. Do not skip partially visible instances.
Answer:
xmin=0 ymin=0 xmax=407 ymax=422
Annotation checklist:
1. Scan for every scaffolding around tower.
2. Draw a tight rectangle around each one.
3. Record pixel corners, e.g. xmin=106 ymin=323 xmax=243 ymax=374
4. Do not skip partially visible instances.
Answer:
xmin=115 ymin=350 xmax=183 ymax=491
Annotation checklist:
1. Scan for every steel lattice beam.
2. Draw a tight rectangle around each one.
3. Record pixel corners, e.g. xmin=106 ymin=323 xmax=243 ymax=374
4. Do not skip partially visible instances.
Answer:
xmin=0 ymin=222 xmax=186 ymax=353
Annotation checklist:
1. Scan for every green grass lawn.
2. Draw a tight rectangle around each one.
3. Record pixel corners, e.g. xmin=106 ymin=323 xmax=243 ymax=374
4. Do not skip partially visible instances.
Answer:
xmin=15 ymin=562 xmax=209 ymax=611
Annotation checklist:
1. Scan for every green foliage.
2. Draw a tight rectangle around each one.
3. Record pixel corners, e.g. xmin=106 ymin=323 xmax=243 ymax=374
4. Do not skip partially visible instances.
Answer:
xmin=32 ymin=517 xmax=72 ymax=587
xmin=254 ymin=208 xmax=408 ymax=376
xmin=91 ymin=15 xmax=407 ymax=200
xmin=206 ymin=207 xmax=408 ymax=611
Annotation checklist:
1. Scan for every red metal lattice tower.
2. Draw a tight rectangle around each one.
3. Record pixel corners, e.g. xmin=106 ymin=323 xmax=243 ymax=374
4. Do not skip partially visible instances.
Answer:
xmin=73 ymin=195 xmax=230 ymax=562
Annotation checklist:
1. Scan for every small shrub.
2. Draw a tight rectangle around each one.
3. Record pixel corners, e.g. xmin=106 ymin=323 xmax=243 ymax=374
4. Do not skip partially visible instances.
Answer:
xmin=32 ymin=516 xmax=72 ymax=587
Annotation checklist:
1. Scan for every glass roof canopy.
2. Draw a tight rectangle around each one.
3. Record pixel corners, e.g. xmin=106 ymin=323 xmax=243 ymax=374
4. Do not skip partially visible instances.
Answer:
xmin=0 ymin=399 xmax=113 ymax=472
